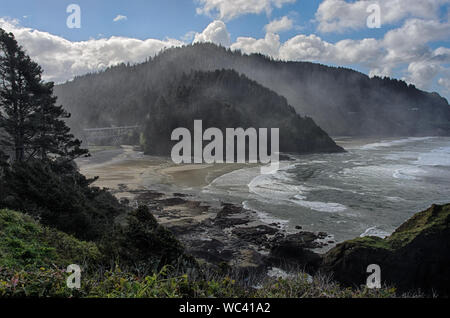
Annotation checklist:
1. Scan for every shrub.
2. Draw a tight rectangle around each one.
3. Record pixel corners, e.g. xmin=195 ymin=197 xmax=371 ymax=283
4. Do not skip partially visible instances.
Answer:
xmin=100 ymin=206 xmax=196 ymax=274
xmin=0 ymin=209 xmax=101 ymax=270
xmin=0 ymin=160 xmax=126 ymax=241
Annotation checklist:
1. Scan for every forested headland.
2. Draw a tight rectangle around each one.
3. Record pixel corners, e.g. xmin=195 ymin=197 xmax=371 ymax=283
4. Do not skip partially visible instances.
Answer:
xmin=56 ymin=43 xmax=450 ymax=139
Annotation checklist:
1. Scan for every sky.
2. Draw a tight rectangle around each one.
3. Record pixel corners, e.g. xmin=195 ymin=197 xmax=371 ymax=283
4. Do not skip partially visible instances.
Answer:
xmin=0 ymin=0 xmax=449 ymax=100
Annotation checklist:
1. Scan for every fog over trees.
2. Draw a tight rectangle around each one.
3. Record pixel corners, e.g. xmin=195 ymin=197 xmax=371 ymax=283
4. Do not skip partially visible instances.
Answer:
xmin=55 ymin=43 xmax=450 ymax=152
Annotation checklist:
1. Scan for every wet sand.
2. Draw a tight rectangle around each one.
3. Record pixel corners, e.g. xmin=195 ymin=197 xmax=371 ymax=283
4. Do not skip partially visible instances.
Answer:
xmin=78 ymin=145 xmax=253 ymax=199
xmin=77 ymin=145 xmax=334 ymax=269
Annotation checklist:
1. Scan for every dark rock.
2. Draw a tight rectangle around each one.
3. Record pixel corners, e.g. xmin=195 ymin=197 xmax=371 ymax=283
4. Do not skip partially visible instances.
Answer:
xmin=213 ymin=203 xmax=250 ymax=229
xmin=173 ymin=193 xmax=189 ymax=197
xmin=232 ymin=225 xmax=279 ymax=245
xmin=283 ymin=231 xmax=326 ymax=249
xmin=157 ymin=197 xmax=187 ymax=206
xmin=134 ymin=190 xmax=164 ymax=203
xmin=268 ymin=240 xmax=322 ymax=272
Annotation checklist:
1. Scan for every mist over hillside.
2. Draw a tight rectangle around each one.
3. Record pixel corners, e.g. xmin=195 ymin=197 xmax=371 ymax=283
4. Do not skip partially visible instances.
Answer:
xmin=55 ymin=43 xmax=450 ymax=148
xmin=55 ymin=66 xmax=342 ymax=155
xmin=142 ymin=70 xmax=342 ymax=155
xmin=57 ymin=43 xmax=449 ymax=138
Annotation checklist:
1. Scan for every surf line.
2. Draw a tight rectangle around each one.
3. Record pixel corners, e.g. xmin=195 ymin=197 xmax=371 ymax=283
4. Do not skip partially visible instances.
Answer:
xmin=171 ymin=120 xmax=279 ymax=174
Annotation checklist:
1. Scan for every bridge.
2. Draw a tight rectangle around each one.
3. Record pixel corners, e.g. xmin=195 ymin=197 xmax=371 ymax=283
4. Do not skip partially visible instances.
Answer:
xmin=82 ymin=125 xmax=140 ymax=146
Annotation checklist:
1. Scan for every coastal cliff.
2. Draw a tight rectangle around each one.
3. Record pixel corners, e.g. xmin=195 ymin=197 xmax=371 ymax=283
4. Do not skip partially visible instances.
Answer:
xmin=320 ymin=204 xmax=450 ymax=296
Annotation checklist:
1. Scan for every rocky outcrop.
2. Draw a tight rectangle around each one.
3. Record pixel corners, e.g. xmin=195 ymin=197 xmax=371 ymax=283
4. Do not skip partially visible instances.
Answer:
xmin=321 ymin=204 xmax=450 ymax=296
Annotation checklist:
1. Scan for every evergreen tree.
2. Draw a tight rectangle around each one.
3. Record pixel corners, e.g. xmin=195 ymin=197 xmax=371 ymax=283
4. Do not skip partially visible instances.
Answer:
xmin=32 ymin=81 xmax=88 ymax=161
xmin=0 ymin=28 xmax=87 ymax=162
xmin=0 ymin=28 xmax=38 ymax=161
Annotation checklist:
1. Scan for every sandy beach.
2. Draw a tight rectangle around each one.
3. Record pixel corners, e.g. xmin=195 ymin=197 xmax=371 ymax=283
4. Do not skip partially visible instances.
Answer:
xmin=77 ymin=145 xmax=333 ymax=269
xmin=78 ymin=145 xmax=255 ymax=200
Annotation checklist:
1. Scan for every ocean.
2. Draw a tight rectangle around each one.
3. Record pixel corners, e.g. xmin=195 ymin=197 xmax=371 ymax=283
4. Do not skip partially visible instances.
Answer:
xmin=197 ymin=137 xmax=450 ymax=243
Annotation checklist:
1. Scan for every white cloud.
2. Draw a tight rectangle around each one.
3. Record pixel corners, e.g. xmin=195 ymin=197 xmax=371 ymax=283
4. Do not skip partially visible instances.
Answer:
xmin=193 ymin=20 xmax=231 ymax=47
xmin=264 ymin=16 xmax=294 ymax=33
xmin=231 ymin=17 xmax=450 ymax=95
xmin=406 ymin=61 xmax=441 ymax=89
xmin=438 ymin=77 xmax=450 ymax=92
xmin=279 ymin=34 xmax=333 ymax=61
xmin=316 ymin=0 xmax=450 ymax=33
xmin=0 ymin=18 xmax=183 ymax=83
xmin=231 ymin=32 xmax=281 ymax=57
xmin=113 ymin=15 xmax=127 ymax=22
xmin=1 ymin=15 xmax=449 ymax=99
xmin=196 ymin=0 xmax=296 ymax=21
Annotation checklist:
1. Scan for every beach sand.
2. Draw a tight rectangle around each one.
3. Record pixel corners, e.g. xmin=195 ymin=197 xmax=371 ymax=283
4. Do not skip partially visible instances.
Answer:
xmin=78 ymin=145 xmax=253 ymax=199
xmin=76 ymin=145 xmax=333 ymax=268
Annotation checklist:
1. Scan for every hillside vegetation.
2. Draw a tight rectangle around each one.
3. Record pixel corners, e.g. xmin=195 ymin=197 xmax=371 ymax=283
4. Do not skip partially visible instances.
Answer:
xmin=321 ymin=204 xmax=450 ymax=296
xmin=0 ymin=208 xmax=404 ymax=298
xmin=55 ymin=43 xmax=450 ymax=137
xmin=142 ymin=70 xmax=342 ymax=155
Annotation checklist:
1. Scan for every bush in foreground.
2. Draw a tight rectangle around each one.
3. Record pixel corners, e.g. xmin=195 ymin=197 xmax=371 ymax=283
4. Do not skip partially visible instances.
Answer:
xmin=0 ymin=209 xmax=409 ymax=298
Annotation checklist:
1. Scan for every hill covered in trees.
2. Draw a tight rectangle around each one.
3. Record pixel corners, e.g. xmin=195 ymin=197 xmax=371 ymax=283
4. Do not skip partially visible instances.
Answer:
xmin=56 ymin=43 xmax=450 ymax=137
xmin=55 ymin=65 xmax=343 ymax=156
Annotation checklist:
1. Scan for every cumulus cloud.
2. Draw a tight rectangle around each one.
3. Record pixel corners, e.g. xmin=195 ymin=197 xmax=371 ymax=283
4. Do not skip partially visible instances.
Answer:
xmin=264 ymin=16 xmax=294 ymax=33
xmin=316 ymin=0 xmax=450 ymax=33
xmin=438 ymin=77 xmax=450 ymax=92
xmin=231 ymin=17 xmax=450 ymax=95
xmin=1 ymin=14 xmax=449 ymax=99
xmin=231 ymin=32 xmax=281 ymax=57
xmin=195 ymin=0 xmax=296 ymax=21
xmin=0 ymin=18 xmax=183 ymax=83
xmin=406 ymin=61 xmax=441 ymax=89
xmin=113 ymin=15 xmax=128 ymax=22
xmin=193 ymin=20 xmax=231 ymax=47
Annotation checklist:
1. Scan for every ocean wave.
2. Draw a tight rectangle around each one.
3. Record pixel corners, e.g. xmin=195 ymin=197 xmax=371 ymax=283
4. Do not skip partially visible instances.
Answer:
xmin=360 ymin=227 xmax=390 ymax=238
xmin=415 ymin=146 xmax=450 ymax=167
xmin=290 ymin=195 xmax=347 ymax=213
xmin=248 ymin=170 xmax=308 ymax=200
xmin=392 ymin=168 xmax=419 ymax=180
xmin=344 ymin=164 xmax=425 ymax=181
xmin=361 ymin=137 xmax=433 ymax=150
xmin=248 ymin=164 xmax=347 ymax=213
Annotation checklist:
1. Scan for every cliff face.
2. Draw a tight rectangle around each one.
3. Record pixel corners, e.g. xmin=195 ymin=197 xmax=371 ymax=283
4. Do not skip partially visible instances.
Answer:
xmin=321 ymin=204 xmax=450 ymax=296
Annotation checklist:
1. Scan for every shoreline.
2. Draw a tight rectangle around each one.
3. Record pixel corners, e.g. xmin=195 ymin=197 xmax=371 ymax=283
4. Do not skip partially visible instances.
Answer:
xmin=77 ymin=146 xmax=334 ymax=269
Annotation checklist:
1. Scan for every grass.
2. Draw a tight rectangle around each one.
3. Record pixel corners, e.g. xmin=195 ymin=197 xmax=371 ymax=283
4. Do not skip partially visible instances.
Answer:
xmin=0 ymin=209 xmax=101 ymax=270
xmin=0 ymin=209 xmax=421 ymax=298
xmin=329 ymin=204 xmax=450 ymax=252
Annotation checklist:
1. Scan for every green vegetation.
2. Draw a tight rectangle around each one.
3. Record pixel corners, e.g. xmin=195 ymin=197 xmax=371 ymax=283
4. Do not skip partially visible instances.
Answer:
xmin=55 ymin=43 xmax=450 ymax=138
xmin=100 ymin=206 xmax=194 ymax=273
xmin=0 ymin=208 xmax=404 ymax=298
xmin=0 ymin=209 xmax=100 ymax=269
xmin=141 ymin=70 xmax=341 ymax=155
xmin=0 ymin=27 xmax=447 ymax=299
xmin=0 ymin=208 xmax=420 ymax=298
xmin=388 ymin=203 xmax=450 ymax=248
xmin=321 ymin=203 xmax=450 ymax=296
xmin=0 ymin=159 xmax=126 ymax=241
xmin=326 ymin=203 xmax=450 ymax=252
